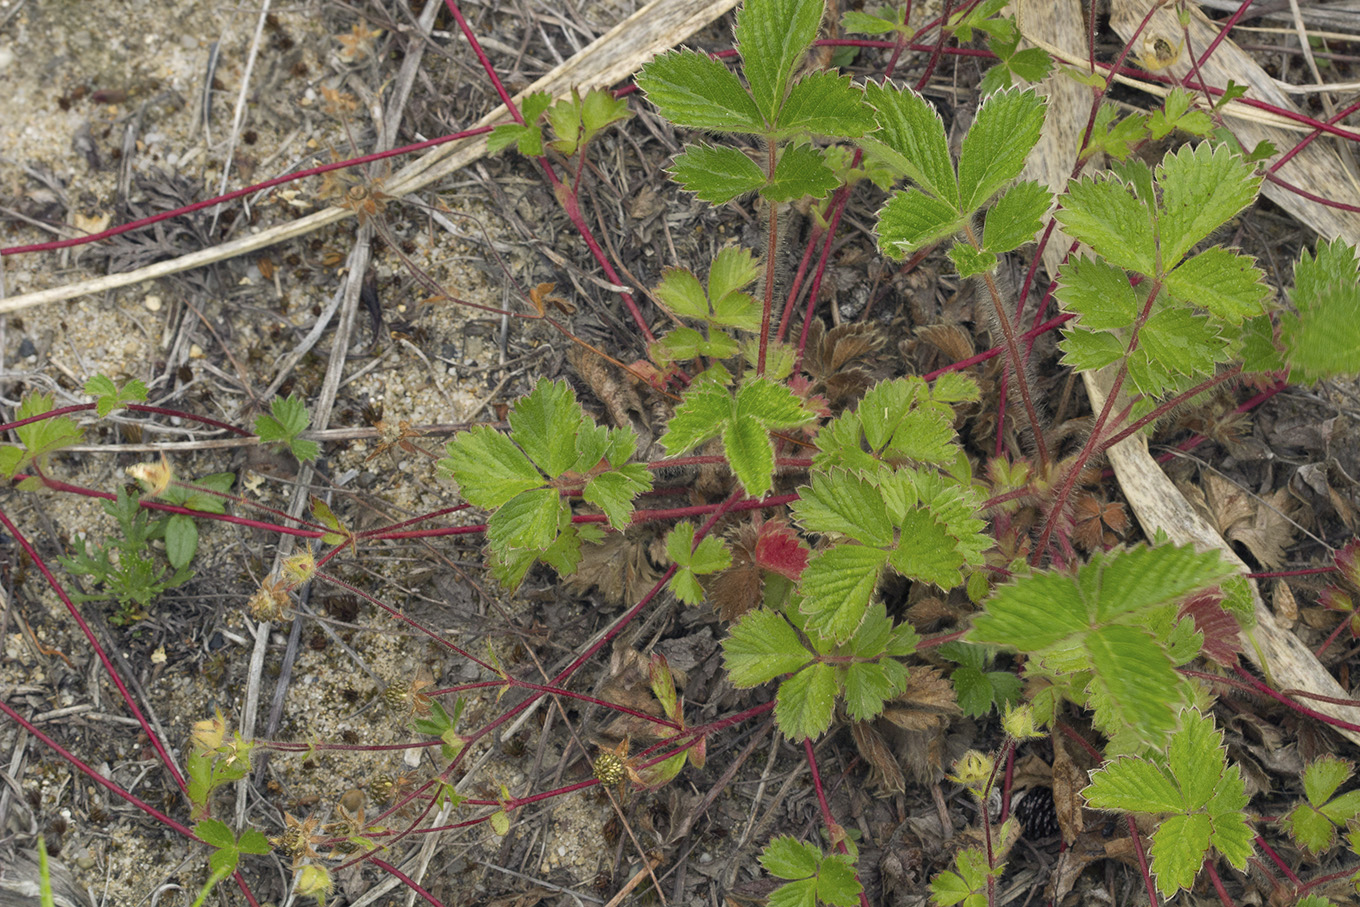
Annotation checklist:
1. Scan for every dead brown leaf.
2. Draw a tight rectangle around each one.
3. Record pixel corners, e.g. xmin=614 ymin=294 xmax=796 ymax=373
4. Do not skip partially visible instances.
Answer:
xmin=851 ymin=720 xmax=906 ymax=794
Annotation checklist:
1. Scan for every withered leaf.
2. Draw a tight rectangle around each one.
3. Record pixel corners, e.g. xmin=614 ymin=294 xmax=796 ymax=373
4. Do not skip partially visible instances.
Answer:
xmin=851 ymin=720 xmax=906 ymax=793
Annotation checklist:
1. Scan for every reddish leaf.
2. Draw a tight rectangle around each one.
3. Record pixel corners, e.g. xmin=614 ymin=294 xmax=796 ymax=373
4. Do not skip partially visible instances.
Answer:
xmin=1179 ymin=591 xmax=1244 ymax=668
xmin=755 ymin=518 xmax=810 ymax=581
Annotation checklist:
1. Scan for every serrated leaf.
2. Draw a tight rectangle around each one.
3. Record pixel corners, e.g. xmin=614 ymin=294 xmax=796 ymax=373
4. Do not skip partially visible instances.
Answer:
xmin=257 ymin=393 xmax=310 ymax=446
xmin=655 ymin=267 xmax=709 ymax=319
xmin=1009 ymin=47 xmax=1054 ymax=82
xmin=487 ymin=123 xmax=543 ymax=157
xmin=486 ymin=487 xmax=562 ymax=551
xmin=661 ymin=381 xmax=731 ymax=455
xmin=876 ymin=189 xmax=963 ymax=256
xmin=725 ymin=412 xmax=776 ymax=498
xmin=1303 ymin=755 xmax=1354 ymax=805
xmin=671 ymin=143 xmax=766 ymax=203
xmin=863 ymin=82 xmax=958 ymax=206
xmin=776 ymin=662 xmax=838 ymax=740
xmin=982 ymin=180 xmax=1051 ymax=254
xmin=1169 ymin=707 xmax=1227 ymax=809
xmin=931 ymin=372 xmax=981 ymax=404
xmin=1056 ymin=173 xmax=1157 ymax=275
xmin=890 ymin=508 xmax=967 ymax=588
xmin=756 ymin=519 xmax=811 ymax=580
xmin=1156 ymin=142 xmax=1261 ymax=270
xmin=843 ymin=660 xmax=904 ymax=722
xmin=725 ymin=608 xmax=812 ymax=685
xmin=1281 ymin=239 xmax=1360 ymax=383
xmin=708 ymin=246 xmax=762 ymax=305
xmin=791 ymin=471 xmax=893 ymax=546
xmin=636 ymin=50 xmax=764 ymax=132
xmin=760 ymin=836 xmax=821 ymax=879
xmin=1321 ymin=790 xmax=1360 ymax=826
xmin=949 ymin=244 xmax=998 ymax=277
xmin=736 ymin=0 xmax=824 ymax=126
xmin=1150 ymin=813 xmax=1212 ymax=897
xmin=509 ymin=379 xmax=583 ymax=477
xmin=1164 ymin=246 xmax=1269 ymax=324
xmin=957 ymin=88 xmax=1046 ymax=213
xmin=583 ymin=468 xmax=648 ymax=530
xmin=195 ymin=818 xmax=236 ymax=849
xmin=1059 ymin=326 xmax=1125 ymax=372
xmin=441 ymin=427 xmax=544 ymax=509
xmin=1285 ymin=803 xmax=1339 ymax=853
xmin=1088 ymin=544 xmax=1233 ymax=623
xmin=816 ymin=854 xmax=863 ymax=907
xmin=237 ymin=829 xmax=271 ymax=854
xmin=970 ymin=569 xmax=1087 ymax=649
xmin=777 ymin=71 xmax=875 ymax=138
xmin=799 ymin=544 xmax=890 ymax=643
xmin=843 ymin=8 xmax=908 ymax=36
xmin=1149 ymin=87 xmax=1213 ymax=139
xmin=1057 ymin=255 xmax=1140 ymax=329
xmin=1086 ymin=625 xmax=1182 ymax=743
xmin=1085 ymin=756 xmax=1183 ymax=813
xmin=768 ymin=879 xmax=818 ymax=907
xmin=764 ymin=143 xmax=839 ymax=202
xmin=1131 ymin=305 xmax=1226 ymax=393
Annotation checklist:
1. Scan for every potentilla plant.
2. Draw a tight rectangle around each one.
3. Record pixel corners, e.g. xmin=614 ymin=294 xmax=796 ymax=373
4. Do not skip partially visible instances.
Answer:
xmin=3 ymin=0 xmax=1360 ymax=904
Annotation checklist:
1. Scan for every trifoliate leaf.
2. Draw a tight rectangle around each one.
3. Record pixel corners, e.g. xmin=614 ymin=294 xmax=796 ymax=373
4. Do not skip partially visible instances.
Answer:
xmin=666 ymin=521 xmax=732 ymax=604
xmin=442 ymin=426 xmax=544 ymax=509
xmin=1164 ymin=246 xmax=1270 ymax=324
xmin=635 ymin=50 xmax=764 ymax=132
xmin=862 ymin=82 xmax=958 ymax=206
xmin=776 ymin=71 xmax=875 ymax=138
xmin=735 ymin=0 xmax=824 ymax=125
xmin=798 ymin=544 xmax=890 ymax=643
xmin=764 ymin=143 xmax=840 ymax=202
xmin=1148 ymin=87 xmax=1213 ymax=140
xmin=671 ymin=143 xmax=766 ymax=203
xmin=876 ymin=189 xmax=964 ymax=256
xmin=1056 ymin=173 xmax=1157 ymax=275
xmin=255 ymin=393 xmax=317 ymax=461
xmin=1156 ymin=142 xmax=1261 ymax=270
xmin=776 ymin=662 xmax=838 ymax=740
xmin=1057 ymin=255 xmax=1140 ymax=330
xmin=957 ymin=87 xmax=1047 ymax=213
xmin=1281 ymin=239 xmax=1360 ymax=383
xmin=725 ymin=608 xmax=813 ymax=686
xmin=982 ymin=180 xmax=1051 ymax=254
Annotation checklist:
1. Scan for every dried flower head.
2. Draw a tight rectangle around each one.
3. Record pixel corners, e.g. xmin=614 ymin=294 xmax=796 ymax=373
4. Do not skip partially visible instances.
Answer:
xmin=271 ymin=812 xmax=323 ymax=869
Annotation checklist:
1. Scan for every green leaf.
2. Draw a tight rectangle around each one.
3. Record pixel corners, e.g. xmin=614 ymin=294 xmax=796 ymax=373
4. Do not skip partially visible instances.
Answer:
xmin=875 ymin=189 xmax=963 ymax=256
xmin=777 ymin=71 xmax=875 ymax=138
xmin=487 ymin=122 xmax=543 ymax=157
xmin=957 ymin=88 xmax=1047 ymax=213
xmin=760 ymin=836 xmax=821 ymax=879
xmin=735 ymin=0 xmax=824 ymax=126
xmin=843 ymin=7 xmax=910 ymax=36
xmin=1304 ymin=755 xmax=1354 ymax=806
xmin=666 ymin=521 xmax=733 ymax=605
xmin=1148 ymin=87 xmax=1213 ymax=140
xmin=1087 ymin=544 xmax=1233 ymax=624
xmin=441 ymin=426 xmax=544 ymax=509
xmin=577 ymin=88 xmax=632 ymax=147
xmin=1150 ymin=813 xmax=1212 ymax=897
xmin=255 ymin=393 xmax=316 ymax=462
xmin=708 ymin=247 xmax=763 ymax=310
xmin=889 ymin=507 xmax=968 ymax=588
xmin=982 ymin=181 xmax=1051 ymax=254
xmin=862 ymin=82 xmax=958 ymax=206
xmin=798 ymin=544 xmax=890 ymax=643
xmin=725 ymin=608 xmax=812 ymax=686
xmin=1285 ymin=802 xmax=1339 ymax=853
xmin=842 ymin=660 xmax=904 ymax=722
xmin=1281 ymin=239 xmax=1360 ymax=383
xmin=655 ymin=267 xmax=709 ymax=320
xmin=1056 ymin=173 xmax=1157 ymax=275
xmin=164 ymin=514 xmax=198 ymax=570
xmin=671 ymin=143 xmax=766 ymax=203
xmin=661 ymin=381 xmax=731 ymax=455
xmin=1059 ymin=327 xmax=1125 ymax=372
xmin=86 ymin=374 xmax=148 ymax=416
xmin=4 ymin=392 xmax=84 ymax=476
xmin=1057 ymin=255 xmax=1140 ymax=329
xmin=1085 ymin=103 xmax=1148 ymax=162
xmin=583 ymin=468 xmax=648 ymax=531
xmin=970 ymin=569 xmax=1088 ymax=650
xmin=237 ymin=829 xmax=271 ymax=855
xmin=1165 ymin=245 xmax=1270 ymax=324
xmin=764 ymin=143 xmax=840 ymax=202
xmin=636 ymin=50 xmax=764 ymax=132
xmin=776 ymin=662 xmax=838 ymax=740
xmin=1086 ymin=625 xmax=1182 ymax=744
xmin=1156 ymin=142 xmax=1261 ymax=270
xmin=949 ymin=244 xmax=998 ymax=278
xmin=1084 ymin=759 xmax=1183 ymax=815
xmin=791 ymin=470 xmax=893 ymax=546
xmin=816 ymin=854 xmax=863 ymax=907
xmin=195 ymin=818 xmax=236 ymax=849
xmin=487 ymin=488 xmax=563 ymax=551
xmin=725 ymin=413 xmax=777 ymax=498
xmin=508 ymin=379 xmax=583 ymax=477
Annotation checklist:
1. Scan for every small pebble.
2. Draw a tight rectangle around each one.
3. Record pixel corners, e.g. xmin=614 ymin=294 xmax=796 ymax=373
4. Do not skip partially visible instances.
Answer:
xmin=17 ymin=337 xmax=36 ymax=359
xmin=144 ymin=294 xmax=162 ymax=312
xmin=189 ymin=343 xmax=204 ymax=359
